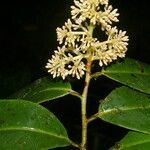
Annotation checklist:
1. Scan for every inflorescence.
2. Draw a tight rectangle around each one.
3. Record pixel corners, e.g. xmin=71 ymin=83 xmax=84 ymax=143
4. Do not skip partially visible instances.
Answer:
xmin=46 ymin=0 xmax=129 ymax=79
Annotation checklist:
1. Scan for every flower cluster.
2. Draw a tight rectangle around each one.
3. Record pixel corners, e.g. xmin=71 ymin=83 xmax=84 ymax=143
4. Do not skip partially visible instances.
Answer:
xmin=46 ymin=0 xmax=129 ymax=79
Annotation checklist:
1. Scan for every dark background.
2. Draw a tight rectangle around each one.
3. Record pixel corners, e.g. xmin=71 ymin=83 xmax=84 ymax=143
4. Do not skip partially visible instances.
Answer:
xmin=0 ymin=0 xmax=150 ymax=149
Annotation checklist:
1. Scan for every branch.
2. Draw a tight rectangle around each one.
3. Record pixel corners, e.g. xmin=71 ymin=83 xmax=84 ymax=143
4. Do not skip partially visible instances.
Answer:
xmin=68 ymin=139 xmax=80 ymax=148
xmin=87 ymin=113 xmax=99 ymax=123
xmin=91 ymin=72 xmax=104 ymax=79
xmin=69 ymin=90 xmax=82 ymax=100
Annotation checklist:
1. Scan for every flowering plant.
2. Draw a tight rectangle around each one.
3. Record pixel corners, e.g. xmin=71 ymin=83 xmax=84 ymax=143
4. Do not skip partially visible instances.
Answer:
xmin=0 ymin=0 xmax=150 ymax=150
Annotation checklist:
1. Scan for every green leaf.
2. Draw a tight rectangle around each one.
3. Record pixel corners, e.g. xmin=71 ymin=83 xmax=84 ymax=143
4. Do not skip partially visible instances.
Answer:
xmin=98 ymin=86 xmax=150 ymax=134
xmin=0 ymin=99 xmax=70 ymax=150
xmin=102 ymin=58 xmax=150 ymax=94
xmin=111 ymin=131 xmax=150 ymax=150
xmin=10 ymin=77 xmax=72 ymax=103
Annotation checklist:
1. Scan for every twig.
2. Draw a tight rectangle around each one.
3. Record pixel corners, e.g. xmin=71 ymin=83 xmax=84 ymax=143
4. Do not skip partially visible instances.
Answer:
xmin=87 ymin=113 xmax=99 ymax=123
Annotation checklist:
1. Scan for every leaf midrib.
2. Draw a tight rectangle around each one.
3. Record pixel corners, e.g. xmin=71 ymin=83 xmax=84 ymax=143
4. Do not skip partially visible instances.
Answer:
xmin=28 ymin=88 xmax=70 ymax=96
xmin=0 ymin=127 xmax=69 ymax=142
xmin=122 ymin=139 xmax=150 ymax=148
xmin=103 ymin=70 xmax=150 ymax=76
xmin=99 ymin=105 xmax=150 ymax=116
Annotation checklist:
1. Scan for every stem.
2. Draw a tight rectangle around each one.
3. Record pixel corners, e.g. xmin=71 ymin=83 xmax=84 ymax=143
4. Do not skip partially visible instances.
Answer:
xmin=91 ymin=71 xmax=104 ymax=79
xmin=80 ymin=24 xmax=94 ymax=150
xmin=69 ymin=90 xmax=82 ymax=100
xmin=87 ymin=113 xmax=99 ymax=123
xmin=80 ymin=59 xmax=92 ymax=150
xmin=68 ymin=139 xmax=80 ymax=148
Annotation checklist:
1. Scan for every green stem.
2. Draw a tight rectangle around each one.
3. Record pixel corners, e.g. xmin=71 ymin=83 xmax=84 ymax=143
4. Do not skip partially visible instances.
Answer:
xmin=80 ymin=24 xmax=94 ymax=150
xmin=69 ymin=90 xmax=82 ymax=100
xmin=68 ymin=139 xmax=80 ymax=148
xmin=87 ymin=113 xmax=99 ymax=123
xmin=80 ymin=59 xmax=92 ymax=150
xmin=91 ymin=71 xmax=104 ymax=79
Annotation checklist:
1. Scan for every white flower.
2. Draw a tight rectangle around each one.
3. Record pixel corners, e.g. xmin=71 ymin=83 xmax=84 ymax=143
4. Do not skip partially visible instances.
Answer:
xmin=68 ymin=60 xmax=86 ymax=79
xmin=46 ymin=46 xmax=86 ymax=79
xmin=46 ymin=46 xmax=69 ymax=79
xmin=46 ymin=0 xmax=129 ymax=79
xmin=110 ymin=30 xmax=129 ymax=52
xmin=71 ymin=0 xmax=119 ymax=26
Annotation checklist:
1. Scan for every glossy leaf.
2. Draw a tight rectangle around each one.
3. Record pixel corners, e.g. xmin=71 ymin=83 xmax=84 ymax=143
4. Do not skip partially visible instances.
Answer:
xmin=98 ymin=86 xmax=150 ymax=134
xmin=10 ymin=77 xmax=71 ymax=103
xmin=0 ymin=100 xmax=70 ymax=150
xmin=102 ymin=58 xmax=150 ymax=94
xmin=111 ymin=131 xmax=150 ymax=150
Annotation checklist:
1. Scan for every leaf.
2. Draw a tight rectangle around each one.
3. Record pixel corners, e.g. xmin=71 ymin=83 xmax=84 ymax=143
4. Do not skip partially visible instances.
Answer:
xmin=0 ymin=99 xmax=70 ymax=150
xmin=98 ymin=86 xmax=150 ymax=134
xmin=10 ymin=77 xmax=72 ymax=103
xmin=102 ymin=58 xmax=150 ymax=94
xmin=111 ymin=131 xmax=150 ymax=150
